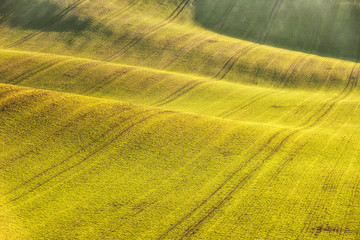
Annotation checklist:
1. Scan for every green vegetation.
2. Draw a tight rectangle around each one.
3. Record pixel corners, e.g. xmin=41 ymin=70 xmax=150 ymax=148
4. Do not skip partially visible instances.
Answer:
xmin=0 ymin=0 xmax=359 ymax=239
xmin=194 ymin=0 xmax=360 ymax=61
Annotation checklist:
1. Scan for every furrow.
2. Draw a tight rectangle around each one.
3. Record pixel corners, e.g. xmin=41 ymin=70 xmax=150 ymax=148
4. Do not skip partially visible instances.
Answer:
xmin=214 ymin=0 xmax=238 ymax=30
xmin=277 ymin=55 xmax=308 ymax=88
xmin=0 ymin=110 xmax=173 ymax=207
xmin=0 ymin=108 xmax=153 ymax=197
xmin=305 ymin=63 xmax=358 ymax=127
xmin=6 ymin=0 xmax=87 ymax=48
xmin=107 ymin=0 xmax=191 ymax=61
xmin=257 ymin=0 xmax=281 ymax=42
xmin=155 ymin=82 xmax=204 ymax=107
xmin=83 ymin=67 xmax=135 ymax=94
xmin=158 ymin=63 xmax=359 ymax=237
xmin=10 ymin=58 xmax=67 ymax=85
xmin=157 ymin=130 xmax=285 ymax=239
xmin=178 ymin=130 xmax=301 ymax=239
xmin=214 ymin=44 xmax=260 ymax=80
xmin=262 ymin=0 xmax=283 ymax=43
xmin=0 ymin=103 xmax=112 ymax=170
xmin=161 ymin=34 xmax=210 ymax=69
xmin=218 ymin=91 xmax=274 ymax=118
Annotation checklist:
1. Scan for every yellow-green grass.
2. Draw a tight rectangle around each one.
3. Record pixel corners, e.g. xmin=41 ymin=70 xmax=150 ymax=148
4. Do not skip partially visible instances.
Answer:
xmin=0 ymin=83 xmax=360 ymax=239
xmin=1 ymin=0 xmax=360 ymax=239
xmin=0 ymin=48 xmax=359 ymax=131
xmin=194 ymin=0 xmax=360 ymax=61
xmin=0 ymin=0 xmax=357 ymax=85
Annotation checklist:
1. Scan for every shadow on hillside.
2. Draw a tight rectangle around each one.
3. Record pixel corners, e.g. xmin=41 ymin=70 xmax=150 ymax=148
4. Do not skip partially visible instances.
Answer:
xmin=192 ymin=0 xmax=360 ymax=62
xmin=0 ymin=0 xmax=91 ymax=33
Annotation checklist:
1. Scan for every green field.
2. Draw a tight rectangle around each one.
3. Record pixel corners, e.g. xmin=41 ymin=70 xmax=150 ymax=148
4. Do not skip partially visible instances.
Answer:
xmin=0 ymin=0 xmax=359 ymax=239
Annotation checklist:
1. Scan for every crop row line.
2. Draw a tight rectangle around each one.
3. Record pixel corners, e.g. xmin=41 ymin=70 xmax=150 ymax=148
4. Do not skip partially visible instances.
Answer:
xmin=107 ymin=0 xmax=191 ymax=61
xmin=0 ymin=100 xmax=120 ymax=170
xmin=154 ymin=81 xmax=205 ymax=107
xmin=218 ymin=91 xmax=275 ymax=118
xmin=158 ymin=63 xmax=359 ymax=239
xmin=6 ymin=0 xmax=87 ymax=48
xmin=214 ymin=44 xmax=260 ymax=80
xmin=1 ymin=108 xmax=173 ymax=206
xmin=258 ymin=0 xmax=283 ymax=43
xmin=161 ymin=34 xmax=211 ymax=69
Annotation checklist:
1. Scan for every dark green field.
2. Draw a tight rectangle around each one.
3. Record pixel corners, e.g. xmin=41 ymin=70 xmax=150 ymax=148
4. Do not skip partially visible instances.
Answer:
xmin=0 ymin=1 xmax=359 ymax=239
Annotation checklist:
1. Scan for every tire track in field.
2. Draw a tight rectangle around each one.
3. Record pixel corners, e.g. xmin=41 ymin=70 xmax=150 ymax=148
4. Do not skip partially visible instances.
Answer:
xmin=0 ymin=110 xmax=174 ymax=207
xmin=161 ymin=34 xmax=211 ymax=69
xmin=157 ymin=130 xmax=285 ymax=239
xmin=303 ymin=63 xmax=359 ymax=128
xmin=276 ymin=55 xmax=309 ymax=88
xmin=111 ymin=124 xmax=224 ymax=233
xmin=93 ymin=0 xmax=141 ymax=27
xmin=8 ymin=58 xmax=68 ymax=85
xmin=153 ymin=80 xmax=205 ymax=107
xmin=5 ymin=0 xmax=87 ymax=48
xmin=214 ymin=0 xmax=238 ymax=30
xmin=111 ymin=0 xmax=141 ymax=18
xmin=217 ymin=91 xmax=275 ymax=118
xmin=106 ymin=0 xmax=191 ymax=61
xmin=297 ymin=136 xmax=354 ymax=238
xmin=0 ymin=107 xmax=151 ymax=195
xmin=181 ymin=63 xmax=359 ymax=236
xmin=216 ymin=53 xmax=284 ymax=119
xmin=214 ymin=44 xmax=260 ymax=80
xmin=344 ymin=173 xmax=360 ymax=236
xmin=0 ymin=13 xmax=11 ymax=24
xmin=228 ymin=142 xmax=309 ymax=236
xmin=0 ymin=103 xmax=114 ymax=170
xmin=0 ymin=55 xmax=40 ymax=77
xmin=177 ymin=129 xmax=304 ymax=239
xmin=83 ymin=67 xmax=135 ymax=94
xmin=158 ymin=63 xmax=359 ymax=239
xmin=258 ymin=0 xmax=283 ymax=43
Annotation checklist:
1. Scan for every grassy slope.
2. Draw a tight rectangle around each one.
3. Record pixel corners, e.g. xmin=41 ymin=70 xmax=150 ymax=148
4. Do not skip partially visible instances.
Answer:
xmin=0 ymin=0 xmax=357 ymax=84
xmin=194 ymin=0 xmax=360 ymax=61
xmin=0 ymin=49 xmax=359 ymax=130
xmin=1 ymin=84 xmax=360 ymax=239
xmin=0 ymin=0 xmax=360 ymax=239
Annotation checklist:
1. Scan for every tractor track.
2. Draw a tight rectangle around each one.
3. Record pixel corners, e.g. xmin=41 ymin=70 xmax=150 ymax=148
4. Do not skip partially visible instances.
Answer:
xmin=9 ymin=58 xmax=68 ymax=85
xmin=297 ymin=136 xmax=354 ymax=238
xmin=111 ymin=124 xmax=224 ymax=233
xmin=157 ymin=130 xmax=284 ymax=239
xmin=0 ymin=110 xmax=174 ymax=207
xmin=107 ymin=0 xmax=191 ymax=61
xmin=1 ymin=107 xmax=154 ymax=197
xmin=303 ymin=63 xmax=359 ymax=127
xmin=161 ymin=34 xmax=211 ymax=69
xmin=154 ymin=81 xmax=205 ymax=107
xmin=158 ymin=63 xmax=359 ymax=239
xmin=6 ymin=0 xmax=87 ymax=48
xmin=214 ymin=44 xmax=260 ymax=80
xmin=83 ymin=67 xmax=135 ymax=94
xmin=276 ymin=55 xmax=309 ymax=88
xmin=218 ymin=91 xmax=275 ymax=118
xmin=310 ymin=135 xmax=355 ymax=231
xmin=214 ymin=0 xmax=238 ymax=30
xmin=0 ymin=102 xmax=122 ymax=170
xmin=258 ymin=0 xmax=283 ymax=43
xmin=176 ymin=128 xmax=306 ymax=239
xmin=200 ymin=141 xmax=309 ymax=237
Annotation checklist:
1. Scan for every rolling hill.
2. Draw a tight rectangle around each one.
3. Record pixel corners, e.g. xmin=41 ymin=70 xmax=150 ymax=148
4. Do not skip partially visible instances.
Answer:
xmin=0 ymin=0 xmax=359 ymax=239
